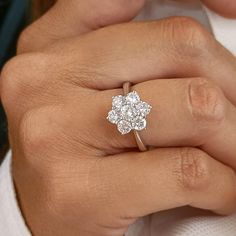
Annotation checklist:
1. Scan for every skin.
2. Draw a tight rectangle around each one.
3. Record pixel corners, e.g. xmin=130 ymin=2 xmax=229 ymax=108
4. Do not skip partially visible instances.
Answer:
xmin=17 ymin=0 xmax=236 ymax=53
xmin=202 ymin=0 xmax=236 ymax=18
xmin=1 ymin=1 xmax=236 ymax=236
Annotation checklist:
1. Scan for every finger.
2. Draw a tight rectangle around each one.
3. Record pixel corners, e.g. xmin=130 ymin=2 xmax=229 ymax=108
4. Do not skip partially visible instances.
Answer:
xmin=201 ymin=0 xmax=236 ymax=18
xmin=49 ymin=17 xmax=236 ymax=105
xmin=4 ymin=55 xmax=236 ymax=169
xmin=134 ymin=78 xmax=236 ymax=170
xmin=30 ymin=77 xmax=236 ymax=171
xmin=81 ymin=78 xmax=236 ymax=170
xmin=87 ymin=147 xmax=236 ymax=220
xmin=17 ymin=0 xmax=147 ymax=53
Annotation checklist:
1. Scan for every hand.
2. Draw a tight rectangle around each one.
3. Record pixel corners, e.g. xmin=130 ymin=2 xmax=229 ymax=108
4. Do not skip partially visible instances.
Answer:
xmin=2 ymin=13 xmax=236 ymax=236
xmin=18 ymin=0 xmax=236 ymax=54
xmin=17 ymin=1 xmax=236 ymax=171
xmin=16 ymin=13 xmax=236 ymax=169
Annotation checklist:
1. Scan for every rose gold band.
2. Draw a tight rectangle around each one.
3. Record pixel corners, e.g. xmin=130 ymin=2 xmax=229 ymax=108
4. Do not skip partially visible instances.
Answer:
xmin=123 ymin=82 xmax=148 ymax=152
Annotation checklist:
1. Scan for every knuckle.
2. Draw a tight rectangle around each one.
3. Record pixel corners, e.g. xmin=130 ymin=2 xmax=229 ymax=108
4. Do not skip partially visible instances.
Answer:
xmin=1 ymin=55 xmax=26 ymax=109
xmin=163 ymin=16 xmax=213 ymax=57
xmin=188 ymin=78 xmax=226 ymax=124
xmin=177 ymin=148 xmax=211 ymax=191
xmin=19 ymin=107 xmax=56 ymax=157
xmin=17 ymin=27 xmax=33 ymax=53
xmin=1 ymin=53 xmax=49 ymax=111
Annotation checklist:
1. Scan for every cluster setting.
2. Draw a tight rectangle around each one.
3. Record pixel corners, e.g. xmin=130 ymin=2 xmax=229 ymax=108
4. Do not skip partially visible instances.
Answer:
xmin=107 ymin=91 xmax=152 ymax=135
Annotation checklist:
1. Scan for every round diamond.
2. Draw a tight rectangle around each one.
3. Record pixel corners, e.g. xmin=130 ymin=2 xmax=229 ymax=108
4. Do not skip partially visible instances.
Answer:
xmin=132 ymin=118 xmax=147 ymax=131
xmin=136 ymin=102 xmax=152 ymax=116
xmin=121 ymin=105 xmax=139 ymax=121
xmin=121 ymin=105 xmax=131 ymax=119
xmin=112 ymin=95 xmax=124 ymax=109
xmin=121 ymin=105 xmax=130 ymax=114
xmin=117 ymin=120 xmax=132 ymax=135
xmin=107 ymin=110 xmax=120 ymax=124
xmin=126 ymin=91 xmax=140 ymax=104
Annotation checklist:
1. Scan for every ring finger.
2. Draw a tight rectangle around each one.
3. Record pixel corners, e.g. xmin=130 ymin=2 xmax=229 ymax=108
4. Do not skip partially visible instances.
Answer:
xmin=64 ymin=77 xmax=236 ymax=169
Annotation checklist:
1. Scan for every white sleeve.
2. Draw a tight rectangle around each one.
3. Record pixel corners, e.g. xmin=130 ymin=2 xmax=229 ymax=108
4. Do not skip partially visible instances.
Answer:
xmin=0 ymin=152 xmax=31 ymax=236
xmin=204 ymin=7 xmax=236 ymax=57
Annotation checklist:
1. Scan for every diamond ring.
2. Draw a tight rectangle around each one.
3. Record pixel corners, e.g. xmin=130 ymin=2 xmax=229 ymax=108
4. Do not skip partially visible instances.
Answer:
xmin=107 ymin=82 xmax=152 ymax=151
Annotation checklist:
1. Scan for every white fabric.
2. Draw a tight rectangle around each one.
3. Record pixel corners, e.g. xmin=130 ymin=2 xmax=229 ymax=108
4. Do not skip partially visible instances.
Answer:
xmin=127 ymin=208 xmax=236 ymax=236
xmin=1 ymin=1 xmax=236 ymax=235
xmin=205 ymin=7 xmax=236 ymax=56
xmin=135 ymin=0 xmax=210 ymax=27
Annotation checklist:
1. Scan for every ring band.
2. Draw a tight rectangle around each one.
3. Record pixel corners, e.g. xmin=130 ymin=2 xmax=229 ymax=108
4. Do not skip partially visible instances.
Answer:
xmin=123 ymin=82 xmax=148 ymax=152
xmin=107 ymin=81 xmax=151 ymax=152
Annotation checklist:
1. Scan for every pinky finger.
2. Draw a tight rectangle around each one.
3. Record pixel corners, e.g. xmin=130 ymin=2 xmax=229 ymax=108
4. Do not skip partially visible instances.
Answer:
xmin=90 ymin=147 xmax=236 ymax=220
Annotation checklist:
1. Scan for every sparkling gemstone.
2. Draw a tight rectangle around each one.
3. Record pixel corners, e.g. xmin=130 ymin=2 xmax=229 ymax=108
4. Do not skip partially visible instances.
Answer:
xmin=121 ymin=105 xmax=132 ymax=119
xmin=121 ymin=105 xmax=130 ymax=114
xmin=135 ymin=102 xmax=152 ymax=116
xmin=117 ymin=120 xmax=132 ymax=135
xmin=107 ymin=90 xmax=151 ymax=135
xmin=107 ymin=110 xmax=120 ymax=124
xmin=126 ymin=91 xmax=140 ymax=104
xmin=121 ymin=105 xmax=139 ymax=121
xmin=132 ymin=118 xmax=147 ymax=131
xmin=112 ymin=95 xmax=124 ymax=109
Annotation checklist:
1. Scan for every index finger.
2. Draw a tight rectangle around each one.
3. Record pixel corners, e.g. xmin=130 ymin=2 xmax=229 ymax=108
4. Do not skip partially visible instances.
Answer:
xmin=18 ymin=0 xmax=147 ymax=53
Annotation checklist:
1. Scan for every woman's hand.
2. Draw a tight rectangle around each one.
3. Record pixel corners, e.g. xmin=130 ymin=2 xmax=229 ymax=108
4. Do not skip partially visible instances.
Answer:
xmin=18 ymin=0 xmax=236 ymax=54
xmin=2 ymin=15 xmax=236 ymax=236
xmin=15 ymin=16 xmax=236 ymax=168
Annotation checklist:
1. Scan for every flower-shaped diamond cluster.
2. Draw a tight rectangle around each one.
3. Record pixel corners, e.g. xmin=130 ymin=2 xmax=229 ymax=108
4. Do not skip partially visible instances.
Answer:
xmin=107 ymin=91 xmax=152 ymax=135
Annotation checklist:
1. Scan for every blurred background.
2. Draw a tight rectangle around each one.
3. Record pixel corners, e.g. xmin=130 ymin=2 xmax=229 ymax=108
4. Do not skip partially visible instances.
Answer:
xmin=0 ymin=0 xmax=54 ymax=162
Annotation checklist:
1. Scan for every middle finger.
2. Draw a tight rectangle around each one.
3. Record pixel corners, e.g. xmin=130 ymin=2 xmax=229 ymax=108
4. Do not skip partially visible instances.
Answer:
xmin=48 ymin=17 xmax=236 ymax=105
